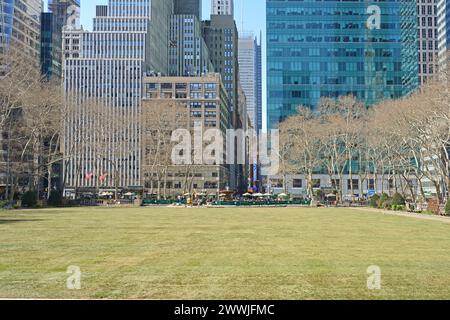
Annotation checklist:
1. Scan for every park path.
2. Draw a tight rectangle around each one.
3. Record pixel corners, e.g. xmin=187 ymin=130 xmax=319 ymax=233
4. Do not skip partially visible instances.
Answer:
xmin=351 ymin=207 xmax=450 ymax=224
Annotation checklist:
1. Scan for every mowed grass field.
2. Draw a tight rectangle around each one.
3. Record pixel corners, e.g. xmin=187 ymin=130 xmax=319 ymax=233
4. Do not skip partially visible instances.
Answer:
xmin=1 ymin=206 xmax=450 ymax=299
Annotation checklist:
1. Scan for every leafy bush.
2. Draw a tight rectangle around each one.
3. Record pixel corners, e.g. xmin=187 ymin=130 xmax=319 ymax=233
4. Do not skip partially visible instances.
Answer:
xmin=392 ymin=205 xmax=405 ymax=211
xmin=21 ymin=191 xmax=38 ymax=208
xmin=445 ymin=199 xmax=450 ymax=216
xmin=392 ymin=193 xmax=406 ymax=206
xmin=377 ymin=193 xmax=390 ymax=209
xmin=48 ymin=190 xmax=63 ymax=207
xmin=314 ymin=190 xmax=325 ymax=201
xmin=369 ymin=194 xmax=380 ymax=208
xmin=383 ymin=199 xmax=393 ymax=210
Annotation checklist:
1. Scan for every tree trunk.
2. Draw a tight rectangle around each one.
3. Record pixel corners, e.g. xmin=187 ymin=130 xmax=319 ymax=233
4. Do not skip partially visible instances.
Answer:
xmin=47 ymin=163 xmax=53 ymax=200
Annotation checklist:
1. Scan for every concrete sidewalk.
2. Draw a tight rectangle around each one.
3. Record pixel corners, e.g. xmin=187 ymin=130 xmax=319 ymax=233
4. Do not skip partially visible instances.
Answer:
xmin=351 ymin=207 xmax=450 ymax=224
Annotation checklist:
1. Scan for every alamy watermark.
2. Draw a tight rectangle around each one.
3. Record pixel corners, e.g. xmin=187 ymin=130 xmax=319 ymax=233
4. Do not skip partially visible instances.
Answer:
xmin=65 ymin=5 xmax=80 ymax=30
xmin=367 ymin=5 xmax=381 ymax=30
xmin=367 ymin=265 xmax=382 ymax=290
xmin=66 ymin=265 xmax=81 ymax=290
xmin=171 ymin=126 xmax=280 ymax=176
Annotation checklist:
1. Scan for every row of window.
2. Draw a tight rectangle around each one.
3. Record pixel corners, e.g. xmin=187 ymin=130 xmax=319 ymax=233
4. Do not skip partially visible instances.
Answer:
xmin=268 ymin=22 xmax=401 ymax=30
xmin=270 ymin=179 xmax=400 ymax=190
xmin=146 ymin=83 xmax=217 ymax=91
xmin=268 ymin=35 xmax=402 ymax=43
xmin=269 ymin=48 xmax=399 ymax=58
xmin=268 ymin=61 xmax=403 ymax=72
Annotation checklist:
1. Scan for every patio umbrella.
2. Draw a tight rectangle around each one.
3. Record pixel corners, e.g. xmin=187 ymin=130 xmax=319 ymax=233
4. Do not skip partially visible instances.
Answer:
xmin=253 ymin=193 xmax=263 ymax=197
xmin=243 ymin=193 xmax=252 ymax=197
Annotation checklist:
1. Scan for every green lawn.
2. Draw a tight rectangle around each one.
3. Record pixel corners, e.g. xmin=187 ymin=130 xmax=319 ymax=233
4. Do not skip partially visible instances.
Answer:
xmin=1 ymin=206 xmax=450 ymax=299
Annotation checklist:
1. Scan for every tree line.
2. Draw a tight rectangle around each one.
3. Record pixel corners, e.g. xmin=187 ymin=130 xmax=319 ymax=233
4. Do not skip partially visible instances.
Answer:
xmin=278 ymin=70 xmax=450 ymax=204
xmin=0 ymin=47 xmax=63 ymax=204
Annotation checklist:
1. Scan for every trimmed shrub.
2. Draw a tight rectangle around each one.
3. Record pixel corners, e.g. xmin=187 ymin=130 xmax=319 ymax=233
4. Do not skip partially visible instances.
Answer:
xmin=369 ymin=194 xmax=380 ymax=208
xmin=392 ymin=193 xmax=406 ymax=207
xmin=48 ymin=190 xmax=63 ymax=207
xmin=21 ymin=191 xmax=38 ymax=208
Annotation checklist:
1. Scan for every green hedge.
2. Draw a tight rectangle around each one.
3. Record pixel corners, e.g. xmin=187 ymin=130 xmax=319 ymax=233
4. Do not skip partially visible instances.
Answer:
xmin=392 ymin=193 xmax=406 ymax=206
xmin=142 ymin=199 xmax=186 ymax=205
xmin=21 ymin=191 xmax=38 ymax=208
xmin=211 ymin=200 xmax=311 ymax=207
xmin=48 ymin=191 xmax=63 ymax=207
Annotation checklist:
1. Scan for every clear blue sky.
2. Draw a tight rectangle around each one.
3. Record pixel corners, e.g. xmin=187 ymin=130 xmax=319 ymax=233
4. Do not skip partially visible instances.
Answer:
xmin=43 ymin=0 xmax=267 ymax=128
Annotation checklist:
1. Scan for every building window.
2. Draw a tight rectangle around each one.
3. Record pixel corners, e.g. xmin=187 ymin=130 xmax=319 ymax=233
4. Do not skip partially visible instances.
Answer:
xmin=293 ymin=179 xmax=303 ymax=188
xmin=368 ymin=179 xmax=375 ymax=190
xmin=347 ymin=179 xmax=359 ymax=190
xmin=190 ymin=83 xmax=202 ymax=90
xmin=271 ymin=179 xmax=283 ymax=188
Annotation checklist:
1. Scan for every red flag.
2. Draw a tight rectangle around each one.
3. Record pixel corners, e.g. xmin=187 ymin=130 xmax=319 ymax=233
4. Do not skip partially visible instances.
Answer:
xmin=99 ymin=173 xmax=108 ymax=183
xmin=85 ymin=172 xmax=94 ymax=182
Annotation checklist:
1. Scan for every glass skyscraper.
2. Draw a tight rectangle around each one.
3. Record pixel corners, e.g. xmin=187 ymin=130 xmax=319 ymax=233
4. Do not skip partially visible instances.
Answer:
xmin=0 ymin=0 xmax=14 ymax=47
xmin=0 ymin=0 xmax=41 ymax=60
xmin=41 ymin=0 xmax=80 ymax=79
xmin=266 ymin=0 xmax=419 ymax=129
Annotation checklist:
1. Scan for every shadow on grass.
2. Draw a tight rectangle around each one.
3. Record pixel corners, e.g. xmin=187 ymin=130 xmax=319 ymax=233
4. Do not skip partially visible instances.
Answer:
xmin=0 ymin=219 xmax=44 ymax=225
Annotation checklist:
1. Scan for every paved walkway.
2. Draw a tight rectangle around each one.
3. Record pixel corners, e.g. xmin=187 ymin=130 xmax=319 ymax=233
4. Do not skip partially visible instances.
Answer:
xmin=351 ymin=207 xmax=450 ymax=224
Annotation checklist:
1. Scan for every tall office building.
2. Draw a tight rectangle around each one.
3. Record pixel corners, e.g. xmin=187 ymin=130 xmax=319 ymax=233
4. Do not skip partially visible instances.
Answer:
xmin=203 ymin=15 xmax=239 ymax=117
xmin=446 ymin=0 xmax=450 ymax=47
xmin=41 ymin=0 xmax=80 ymax=79
xmin=238 ymin=32 xmax=258 ymax=129
xmin=212 ymin=0 xmax=234 ymax=16
xmin=169 ymin=14 xmax=214 ymax=76
xmin=266 ymin=0 xmax=419 ymax=129
xmin=143 ymin=74 xmax=231 ymax=196
xmin=417 ymin=0 xmax=441 ymax=85
xmin=48 ymin=0 xmax=80 ymax=29
xmin=437 ymin=0 xmax=450 ymax=63
xmin=0 ymin=0 xmax=41 ymax=61
xmin=62 ymin=0 xmax=173 ymax=192
xmin=0 ymin=0 xmax=42 ymax=193
xmin=239 ymin=32 xmax=263 ymax=189
xmin=174 ymin=0 xmax=202 ymax=19
xmin=203 ymin=13 xmax=240 ymax=189
xmin=255 ymin=33 xmax=263 ymax=132
xmin=41 ymin=13 xmax=57 ymax=78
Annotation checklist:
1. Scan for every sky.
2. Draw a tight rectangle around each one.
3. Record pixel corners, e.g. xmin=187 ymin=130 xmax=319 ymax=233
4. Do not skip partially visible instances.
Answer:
xmin=43 ymin=0 xmax=267 ymax=129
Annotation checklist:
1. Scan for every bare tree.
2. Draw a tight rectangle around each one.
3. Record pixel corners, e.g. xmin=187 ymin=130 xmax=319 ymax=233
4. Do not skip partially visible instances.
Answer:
xmin=1 ymin=46 xmax=64 ymax=203
xmin=279 ymin=107 xmax=325 ymax=202
xmin=141 ymin=100 xmax=189 ymax=199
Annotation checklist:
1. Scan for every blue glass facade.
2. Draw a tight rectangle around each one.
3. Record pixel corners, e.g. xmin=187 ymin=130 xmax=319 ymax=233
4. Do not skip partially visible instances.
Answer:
xmin=0 ymin=0 xmax=15 ymax=46
xmin=41 ymin=13 xmax=55 ymax=78
xmin=446 ymin=0 xmax=450 ymax=47
xmin=267 ymin=0 xmax=419 ymax=129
